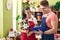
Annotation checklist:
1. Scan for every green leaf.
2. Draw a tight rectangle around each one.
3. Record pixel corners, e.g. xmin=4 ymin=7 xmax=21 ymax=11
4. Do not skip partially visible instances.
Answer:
xmin=16 ymin=15 xmax=20 ymax=21
xmin=54 ymin=1 xmax=60 ymax=11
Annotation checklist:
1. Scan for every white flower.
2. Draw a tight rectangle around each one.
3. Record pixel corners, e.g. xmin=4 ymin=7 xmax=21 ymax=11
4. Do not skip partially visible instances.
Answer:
xmin=23 ymin=23 xmax=29 ymax=29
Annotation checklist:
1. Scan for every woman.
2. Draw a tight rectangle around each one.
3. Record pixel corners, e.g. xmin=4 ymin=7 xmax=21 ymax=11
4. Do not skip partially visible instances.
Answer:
xmin=19 ymin=7 xmax=37 ymax=40
xmin=35 ymin=12 xmax=43 ymax=40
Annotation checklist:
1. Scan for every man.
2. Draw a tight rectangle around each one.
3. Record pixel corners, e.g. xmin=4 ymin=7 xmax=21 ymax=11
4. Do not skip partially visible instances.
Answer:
xmin=34 ymin=1 xmax=58 ymax=40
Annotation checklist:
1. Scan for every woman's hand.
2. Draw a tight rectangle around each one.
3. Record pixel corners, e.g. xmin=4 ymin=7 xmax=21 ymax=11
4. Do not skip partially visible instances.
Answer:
xmin=23 ymin=30 xmax=29 ymax=33
xmin=20 ymin=22 xmax=23 ymax=26
xmin=39 ymin=30 xmax=43 ymax=34
xmin=27 ymin=31 xmax=33 ymax=36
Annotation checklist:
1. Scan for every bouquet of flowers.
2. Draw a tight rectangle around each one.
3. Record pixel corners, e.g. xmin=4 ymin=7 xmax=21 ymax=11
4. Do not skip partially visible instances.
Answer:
xmin=21 ymin=19 xmax=29 ymax=30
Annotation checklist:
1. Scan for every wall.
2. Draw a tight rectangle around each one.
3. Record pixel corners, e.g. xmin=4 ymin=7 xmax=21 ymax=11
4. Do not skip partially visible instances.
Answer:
xmin=3 ymin=0 xmax=12 ymax=37
xmin=47 ymin=0 xmax=60 ymax=6
xmin=17 ymin=0 xmax=22 ymax=30
xmin=30 ymin=0 xmax=60 ymax=6
xmin=0 ymin=0 xmax=3 ymax=37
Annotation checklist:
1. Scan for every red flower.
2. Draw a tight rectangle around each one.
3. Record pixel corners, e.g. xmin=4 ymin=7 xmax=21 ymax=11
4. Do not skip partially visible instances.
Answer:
xmin=26 ymin=0 xmax=29 ymax=2
xmin=54 ymin=34 xmax=59 ymax=38
xmin=10 ymin=28 xmax=13 ymax=32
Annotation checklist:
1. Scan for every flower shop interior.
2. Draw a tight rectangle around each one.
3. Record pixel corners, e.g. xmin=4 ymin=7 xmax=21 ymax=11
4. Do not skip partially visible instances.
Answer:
xmin=0 ymin=0 xmax=60 ymax=40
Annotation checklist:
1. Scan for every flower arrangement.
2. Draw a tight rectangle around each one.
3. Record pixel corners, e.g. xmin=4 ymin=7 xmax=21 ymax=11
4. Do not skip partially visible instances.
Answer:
xmin=21 ymin=20 xmax=29 ymax=30
xmin=16 ymin=15 xmax=29 ymax=30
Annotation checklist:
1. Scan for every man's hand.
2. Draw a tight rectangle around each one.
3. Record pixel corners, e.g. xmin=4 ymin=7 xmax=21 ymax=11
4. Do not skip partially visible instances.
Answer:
xmin=33 ymin=30 xmax=43 ymax=35
xmin=39 ymin=30 xmax=43 ymax=34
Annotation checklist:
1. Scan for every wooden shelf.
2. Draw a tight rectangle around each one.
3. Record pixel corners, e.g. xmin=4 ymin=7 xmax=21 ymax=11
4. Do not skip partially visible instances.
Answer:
xmin=57 ymin=11 xmax=60 ymax=33
xmin=58 ymin=29 xmax=60 ymax=31
xmin=57 ymin=29 xmax=60 ymax=33
xmin=58 ymin=21 xmax=60 ymax=22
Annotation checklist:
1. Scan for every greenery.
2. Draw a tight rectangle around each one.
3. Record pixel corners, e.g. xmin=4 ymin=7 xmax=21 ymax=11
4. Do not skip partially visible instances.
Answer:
xmin=16 ymin=15 xmax=20 ymax=21
xmin=22 ymin=2 xmax=30 ymax=10
xmin=52 ymin=1 xmax=60 ymax=11
xmin=16 ymin=15 xmax=20 ymax=28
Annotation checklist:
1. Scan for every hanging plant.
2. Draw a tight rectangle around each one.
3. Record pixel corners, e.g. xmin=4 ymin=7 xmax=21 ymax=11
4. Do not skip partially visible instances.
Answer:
xmin=54 ymin=1 xmax=60 ymax=11
xmin=22 ymin=0 xmax=30 ymax=8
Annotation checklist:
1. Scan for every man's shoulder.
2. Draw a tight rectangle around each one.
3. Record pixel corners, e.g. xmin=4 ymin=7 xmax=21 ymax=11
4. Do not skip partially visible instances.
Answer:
xmin=48 ymin=12 xmax=58 ymax=20
xmin=49 ymin=12 xmax=57 ymax=17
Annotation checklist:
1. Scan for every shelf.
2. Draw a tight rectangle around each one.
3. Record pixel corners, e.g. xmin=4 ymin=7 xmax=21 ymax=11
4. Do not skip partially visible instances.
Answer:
xmin=58 ymin=29 xmax=60 ymax=31
xmin=58 ymin=21 xmax=60 ymax=22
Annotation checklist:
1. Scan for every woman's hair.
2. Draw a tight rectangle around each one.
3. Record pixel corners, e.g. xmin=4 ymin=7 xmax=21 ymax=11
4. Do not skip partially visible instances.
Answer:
xmin=34 ymin=12 xmax=43 ymax=19
xmin=22 ymin=7 xmax=30 ymax=19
